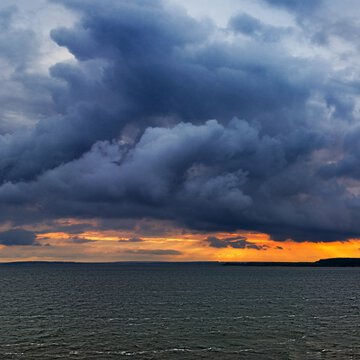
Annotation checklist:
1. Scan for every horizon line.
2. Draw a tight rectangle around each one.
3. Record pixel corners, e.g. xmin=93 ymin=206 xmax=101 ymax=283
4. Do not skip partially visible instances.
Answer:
xmin=0 ymin=257 xmax=359 ymax=266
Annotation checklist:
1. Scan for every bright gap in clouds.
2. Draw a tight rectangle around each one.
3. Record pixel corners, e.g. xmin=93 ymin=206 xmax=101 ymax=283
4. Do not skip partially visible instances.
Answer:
xmin=6 ymin=0 xmax=76 ymax=73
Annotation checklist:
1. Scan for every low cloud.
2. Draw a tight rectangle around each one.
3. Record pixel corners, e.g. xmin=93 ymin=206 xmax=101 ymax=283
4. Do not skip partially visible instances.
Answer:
xmin=0 ymin=229 xmax=37 ymax=246
xmin=205 ymin=236 xmax=269 ymax=250
xmin=68 ymin=237 xmax=93 ymax=244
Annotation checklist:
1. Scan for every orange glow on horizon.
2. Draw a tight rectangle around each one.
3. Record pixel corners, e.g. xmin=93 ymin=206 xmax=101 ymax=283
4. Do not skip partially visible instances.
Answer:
xmin=0 ymin=230 xmax=354 ymax=263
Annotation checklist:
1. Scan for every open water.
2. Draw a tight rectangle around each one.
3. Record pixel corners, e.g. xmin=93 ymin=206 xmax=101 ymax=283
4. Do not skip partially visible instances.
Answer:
xmin=0 ymin=263 xmax=359 ymax=359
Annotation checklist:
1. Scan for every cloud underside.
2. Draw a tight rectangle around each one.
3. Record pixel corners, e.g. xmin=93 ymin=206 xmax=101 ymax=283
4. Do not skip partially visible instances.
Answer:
xmin=0 ymin=229 xmax=37 ymax=246
xmin=205 ymin=236 xmax=269 ymax=250
xmin=1 ymin=0 xmax=360 ymax=243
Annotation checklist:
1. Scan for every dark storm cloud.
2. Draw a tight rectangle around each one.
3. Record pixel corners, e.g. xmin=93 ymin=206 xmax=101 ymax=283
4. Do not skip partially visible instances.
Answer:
xmin=0 ymin=118 xmax=343 ymax=242
xmin=0 ymin=0 xmax=359 ymax=243
xmin=264 ymin=225 xmax=360 ymax=243
xmin=0 ymin=0 xmax=320 ymax=182
xmin=39 ymin=222 xmax=97 ymax=235
xmin=205 ymin=236 xmax=268 ymax=250
xmin=0 ymin=229 xmax=37 ymax=246
xmin=124 ymin=249 xmax=182 ymax=256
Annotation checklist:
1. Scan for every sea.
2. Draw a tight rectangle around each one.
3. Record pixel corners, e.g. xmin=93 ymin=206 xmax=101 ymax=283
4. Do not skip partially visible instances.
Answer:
xmin=0 ymin=263 xmax=359 ymax=359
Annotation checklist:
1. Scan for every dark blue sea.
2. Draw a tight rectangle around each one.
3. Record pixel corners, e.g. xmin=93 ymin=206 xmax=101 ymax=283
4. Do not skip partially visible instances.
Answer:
xmin=0 ymin=263 xmax=359 ymax=359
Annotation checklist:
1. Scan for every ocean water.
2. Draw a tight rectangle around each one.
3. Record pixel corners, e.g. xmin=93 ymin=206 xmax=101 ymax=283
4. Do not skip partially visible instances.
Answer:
xmin=0 ymin=263 xmax=359 ymax=360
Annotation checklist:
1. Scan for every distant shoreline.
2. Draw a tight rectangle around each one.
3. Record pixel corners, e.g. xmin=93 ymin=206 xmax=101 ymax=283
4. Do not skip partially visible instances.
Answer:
xmin=0 ymin=258 xmax=359 ymax=267
xmin=222 ymin=258 xmax=360 ymax=267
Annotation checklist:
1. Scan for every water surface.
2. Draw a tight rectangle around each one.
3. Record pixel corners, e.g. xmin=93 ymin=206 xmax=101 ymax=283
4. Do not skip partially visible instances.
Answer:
xmin=0 ymin=264 xmax=359 ymax=359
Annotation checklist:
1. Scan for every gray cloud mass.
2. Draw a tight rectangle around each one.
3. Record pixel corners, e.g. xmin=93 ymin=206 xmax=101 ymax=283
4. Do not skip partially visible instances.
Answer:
xmin=0 ymin=229 xmax=37 ymax=246
xmin=0 ymin=0 xmax=360 ymax=243
xmin=205 ymin=236 xmax=269 ymax=250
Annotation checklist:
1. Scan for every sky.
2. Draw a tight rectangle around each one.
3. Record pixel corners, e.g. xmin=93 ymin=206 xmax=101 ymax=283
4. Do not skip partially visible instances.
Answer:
xmin=0 ymin=0 xmax=360 ymax=262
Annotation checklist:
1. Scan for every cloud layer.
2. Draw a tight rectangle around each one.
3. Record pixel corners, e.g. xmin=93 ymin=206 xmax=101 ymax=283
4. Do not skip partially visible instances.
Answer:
xmin=205 ymin=236 xmax=269 ymax=250
xmin=0 ymin=229 xmax=37 ymax=246
xmin=0 ymin=0 xmax=360 ymax=244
